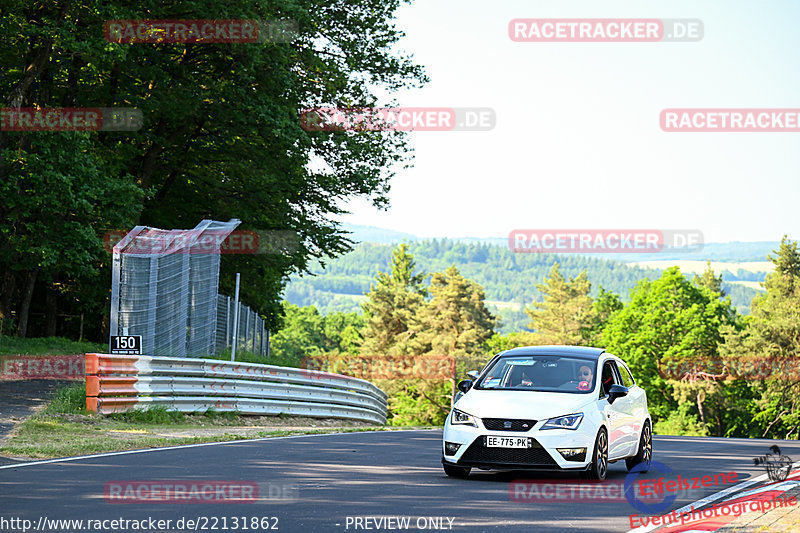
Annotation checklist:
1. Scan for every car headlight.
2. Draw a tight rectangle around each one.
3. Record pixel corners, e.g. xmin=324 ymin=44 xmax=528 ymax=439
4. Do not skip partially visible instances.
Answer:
xmin=450 ymin=409 xmax=478 ymax=427
xmin=541 ymin=413 xmax=584 ymax=431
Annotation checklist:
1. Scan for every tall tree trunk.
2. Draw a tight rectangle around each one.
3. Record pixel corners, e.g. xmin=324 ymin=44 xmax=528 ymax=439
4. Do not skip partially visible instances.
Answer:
xmin=16 ymin=270 xmax=38 ymax=338
xmin=0 ymin=269 xmax=16 ymax=321
xmin=696 ymin=390 xmax=707 ymax=426
xmin=0 ymin=268 xmax=15 ymax=336
xmin=45 ymin=276 xmax=58 ymax=337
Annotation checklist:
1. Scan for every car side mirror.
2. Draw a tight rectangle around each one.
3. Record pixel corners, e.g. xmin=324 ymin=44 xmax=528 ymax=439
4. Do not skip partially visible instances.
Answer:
xmin=607 ymin=384 xmax=629 ymax=404
xmin=457 ymin=379 xmax=473 ymax=393
xmin=466 ymin=370 xmax=480 ymax=380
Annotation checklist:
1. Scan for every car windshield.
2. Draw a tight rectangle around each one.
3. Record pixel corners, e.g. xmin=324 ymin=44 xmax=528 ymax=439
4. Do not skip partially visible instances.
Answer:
xmin=475 ymin=355 xmax=597 ymax=394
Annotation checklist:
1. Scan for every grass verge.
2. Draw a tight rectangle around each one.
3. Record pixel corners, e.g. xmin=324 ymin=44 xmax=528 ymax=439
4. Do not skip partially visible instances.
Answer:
xmin=0 ymin=335 xmax=105 ymax=356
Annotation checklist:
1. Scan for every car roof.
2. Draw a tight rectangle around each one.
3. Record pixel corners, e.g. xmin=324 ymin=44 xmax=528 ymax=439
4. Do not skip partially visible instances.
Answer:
xmin=498 ymin=345 xmax=606 ymax=359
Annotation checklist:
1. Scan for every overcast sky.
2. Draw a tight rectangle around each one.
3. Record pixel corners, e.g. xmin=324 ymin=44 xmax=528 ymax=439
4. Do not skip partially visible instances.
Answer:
xmin=338 ymin=0 xmax=800 ymax=243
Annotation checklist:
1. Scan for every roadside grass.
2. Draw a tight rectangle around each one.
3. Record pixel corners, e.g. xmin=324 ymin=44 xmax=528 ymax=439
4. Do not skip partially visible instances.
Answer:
xmin=205 ymin=348 xmax=301 ymax=369
xmin=0 ymin=382 xmax=434 ymax=459
xmin=0 ymin=417 xmax=252 ymax=459
xmin=0 ymin=335 xmax=105 ymax=356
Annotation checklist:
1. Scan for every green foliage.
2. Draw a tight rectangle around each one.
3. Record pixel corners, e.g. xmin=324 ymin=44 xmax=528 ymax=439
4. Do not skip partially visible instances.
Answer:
xmin=360 ymin=244 xmax=427 ymax=356
xmin=110 ymin=406 xmax=185 ymax=425
xmin=1 ymin=0 xmax=428 ymax=338
xmin=267 ymin=302 xmax=365 ymax=364
xmin=384 ymin=380 xmax=451 ymax=426
xmin=43 ymin=383 xmax=88 ymax=415
xmin=357 ymin=248 xmax=496 ymax=423
xmin=0 ymin=335 xmax=105 ymax=356
xmin=285 ymin=240 xmax=765 ymax=331
xmin=719 ymin=236 xmax=800 ymax=439
xmin=653 ymin=404 xmax=710 ymax=437
xmin=584 ymin=286 xmax=624 ymax=345
xmin=483 ymin=331 xmax=539 ymax=358
xmin=601 ymin=267 xmax=739 ymax=421
xmin=694 ymin=261 xmax=726 ymax=297
xmin=525 ymin=263 xmax=595 ymax=345
xmin=409 ymin=266 xmax=496 ymax=360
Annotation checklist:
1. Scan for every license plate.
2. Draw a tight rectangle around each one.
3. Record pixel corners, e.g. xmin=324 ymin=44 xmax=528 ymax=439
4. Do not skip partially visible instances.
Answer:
xmin=486 ymin=436 xmax=528 ymax=448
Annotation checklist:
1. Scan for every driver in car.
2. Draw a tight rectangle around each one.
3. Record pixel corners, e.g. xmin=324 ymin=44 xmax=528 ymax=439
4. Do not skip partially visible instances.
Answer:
xmin=576 ymin=365 xmax=593 ymax=391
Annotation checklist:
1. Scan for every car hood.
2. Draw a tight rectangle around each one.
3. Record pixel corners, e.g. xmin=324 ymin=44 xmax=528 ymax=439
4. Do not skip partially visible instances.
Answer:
xmin=454 ymin=389 xmax=595 ymax=421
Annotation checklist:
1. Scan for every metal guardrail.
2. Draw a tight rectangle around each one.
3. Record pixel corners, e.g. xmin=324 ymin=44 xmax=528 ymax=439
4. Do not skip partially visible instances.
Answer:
xmin=85 ymin=354 xmax=388 ymax=425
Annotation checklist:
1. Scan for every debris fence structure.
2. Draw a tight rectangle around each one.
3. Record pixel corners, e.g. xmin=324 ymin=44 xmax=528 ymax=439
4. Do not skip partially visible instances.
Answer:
xmin=108 ymin=219 xmax=269 ymax=359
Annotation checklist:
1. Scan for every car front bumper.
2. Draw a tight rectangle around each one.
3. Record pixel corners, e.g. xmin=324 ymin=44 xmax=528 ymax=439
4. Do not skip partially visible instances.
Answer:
xmin=442 ymin=419 xmax=596 ymax=471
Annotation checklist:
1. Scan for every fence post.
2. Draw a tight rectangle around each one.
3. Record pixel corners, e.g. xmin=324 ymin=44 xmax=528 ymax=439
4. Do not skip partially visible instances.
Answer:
xmin=251 ymin=311 xmax=257 ymax=352
xmin=231 ymin=273 xmax=241 ymax=361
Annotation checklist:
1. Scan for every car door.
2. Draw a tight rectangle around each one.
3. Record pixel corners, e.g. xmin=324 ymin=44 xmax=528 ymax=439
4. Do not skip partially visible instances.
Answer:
xmin=608 ymin=359 xmax=639 ymax=457
xmin=598 ymin=359 xmax=631 ymax=460
xmin=618 ymin=361 xmax=648 ymax=454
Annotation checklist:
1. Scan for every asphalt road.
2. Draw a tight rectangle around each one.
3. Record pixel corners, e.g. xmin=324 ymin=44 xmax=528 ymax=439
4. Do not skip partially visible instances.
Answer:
xmin=0 ymin=379 xmax=73 ymax=449
xmin=1 ymin=431 xmax=798 ymax=533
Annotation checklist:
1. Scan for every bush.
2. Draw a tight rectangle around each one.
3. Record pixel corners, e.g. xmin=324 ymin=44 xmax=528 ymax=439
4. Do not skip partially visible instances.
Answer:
xmin=44 ymin=383 xmax=88 ymax=414
xmin=653 ymin=404 xmax=710 ymax=436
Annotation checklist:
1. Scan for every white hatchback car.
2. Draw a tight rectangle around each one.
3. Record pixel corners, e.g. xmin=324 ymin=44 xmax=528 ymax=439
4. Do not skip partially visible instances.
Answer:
xmin=442 ymin=346 xmax=651 ymax=481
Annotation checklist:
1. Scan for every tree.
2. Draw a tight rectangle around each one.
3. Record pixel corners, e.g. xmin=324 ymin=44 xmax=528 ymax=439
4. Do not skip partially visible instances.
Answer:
xmin=360 ymin=243 xmax=427 ymax=355
xmin=410 ymin=265 xmax=496 ymax=368
xmin=584 ymin=286 xmax=623 ymax=345
xmin=396 ymin=265 xmax=496 ymax=420
xmin=0 ymin=134 xmax=142 ymax=337
xmin=719 ymin=236 xmax=800 ymax=439
xmin=601 ymin=267 xmax=739 ymax=426
xmin=0 ymin=0 xmax=428 ymax=338
xmin=525 ymin=262 xmax=595 ymax=345
xmin=270 ymin=302 xmax=366 ymax=363
xmin=693 ymin=262 xmax=726 ymax=298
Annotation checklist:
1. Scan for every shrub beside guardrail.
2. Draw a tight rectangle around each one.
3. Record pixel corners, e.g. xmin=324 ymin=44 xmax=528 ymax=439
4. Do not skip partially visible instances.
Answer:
xmin=84 ymin=353 xmax=388 ymax=425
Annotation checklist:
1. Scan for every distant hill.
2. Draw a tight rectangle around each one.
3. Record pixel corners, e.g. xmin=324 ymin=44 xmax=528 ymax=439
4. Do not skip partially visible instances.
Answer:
xmin=338 ymin=225 xmax=780 ymax=262
xmin=340 ymin=223 xmax=419 ymax=244
xmin=284 ymin=237 xmax=765 ymax=333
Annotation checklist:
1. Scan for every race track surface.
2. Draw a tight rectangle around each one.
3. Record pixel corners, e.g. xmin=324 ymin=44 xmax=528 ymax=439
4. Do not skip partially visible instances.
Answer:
xmin=1 ymin=430 xmax=798 ymax=532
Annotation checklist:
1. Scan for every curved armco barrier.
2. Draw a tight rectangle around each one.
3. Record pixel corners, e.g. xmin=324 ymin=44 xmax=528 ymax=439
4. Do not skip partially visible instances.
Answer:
xmin=84 ymin=354 xmax=388 ymax=425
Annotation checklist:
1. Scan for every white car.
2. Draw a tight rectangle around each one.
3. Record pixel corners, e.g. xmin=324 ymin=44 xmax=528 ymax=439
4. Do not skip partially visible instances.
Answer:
xmin=442 ymin=346 xmax=651 ymax=481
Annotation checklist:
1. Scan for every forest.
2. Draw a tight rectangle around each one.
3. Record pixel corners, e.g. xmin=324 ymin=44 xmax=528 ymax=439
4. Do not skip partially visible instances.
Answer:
xmin=272 ymin=237 xmax=800 ymax=438
xmin=284 ymin=239 xmax=763 ymax=332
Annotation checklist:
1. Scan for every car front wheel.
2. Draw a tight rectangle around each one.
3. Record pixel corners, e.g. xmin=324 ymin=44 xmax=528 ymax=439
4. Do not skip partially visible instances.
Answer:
xmin=581 ymin=427 xmax=608 ymax=481
xmin=442 ymin=462 xmax=471 ymax=479
xmin=626 ymin=420 xmax=652 ymax=472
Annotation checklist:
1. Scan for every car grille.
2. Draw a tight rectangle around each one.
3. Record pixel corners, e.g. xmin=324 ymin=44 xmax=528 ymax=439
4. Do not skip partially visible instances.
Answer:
xmin=459 ymin=437 xmax=557 ymax=466
xmin=482 ymin=418 xmax=537 ymax=432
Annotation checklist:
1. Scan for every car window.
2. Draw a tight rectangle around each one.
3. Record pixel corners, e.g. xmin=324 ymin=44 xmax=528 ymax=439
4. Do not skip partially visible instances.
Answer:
xmin=475 ymin=355 xmax=597 ymax=394
xmin=599 ymin=361 xmax=620 ymax=398
xmin=619 ymin=363 xmax=635 ymax=388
